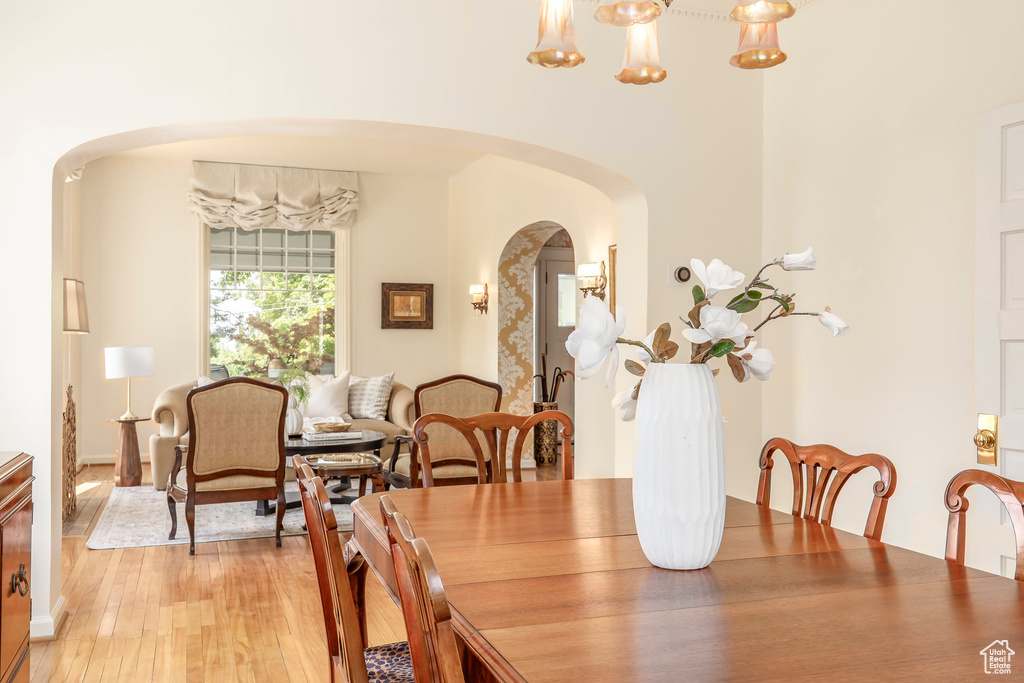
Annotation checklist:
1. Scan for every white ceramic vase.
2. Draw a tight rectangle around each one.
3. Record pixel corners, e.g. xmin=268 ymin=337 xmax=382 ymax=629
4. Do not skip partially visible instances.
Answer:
xmin=284 ymin=394 xmax=303 ymax=436
xmin=632 ymin=362 xmax=726 ymax=570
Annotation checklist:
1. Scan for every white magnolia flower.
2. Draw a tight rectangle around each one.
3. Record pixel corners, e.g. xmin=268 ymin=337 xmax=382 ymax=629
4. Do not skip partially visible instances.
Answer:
xmin=565 ymin=296 xmax=627 ymax=386
xmin=819 ymin=310 xmax=850 ymax=336
xmin=690 ymin=258 xmax=745 ymax=298
xmin=612 ymin=389 xmax=638 ymax=422
xmin=781 ymin=246 xmax=816 ymax=271
xmin=739 ymin=342 xmax=775 ymax=382
xmin=683 ymin=306 xmax=752 ymax=346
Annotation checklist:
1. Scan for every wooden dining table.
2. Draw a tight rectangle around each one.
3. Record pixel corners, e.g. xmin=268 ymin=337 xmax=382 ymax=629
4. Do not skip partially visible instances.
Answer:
xmin=351 ymin=478 xmax=1024 ymax=681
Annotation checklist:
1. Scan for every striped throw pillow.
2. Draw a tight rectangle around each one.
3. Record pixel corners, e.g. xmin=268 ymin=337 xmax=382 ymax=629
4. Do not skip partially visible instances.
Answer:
xmin=348 ymin=373 xmax=395 ymax=420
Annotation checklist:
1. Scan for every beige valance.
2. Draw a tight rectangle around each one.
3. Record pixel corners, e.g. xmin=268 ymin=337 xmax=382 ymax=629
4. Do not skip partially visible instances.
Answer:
xmin=186 ymin=161 xmax=359 ymax=231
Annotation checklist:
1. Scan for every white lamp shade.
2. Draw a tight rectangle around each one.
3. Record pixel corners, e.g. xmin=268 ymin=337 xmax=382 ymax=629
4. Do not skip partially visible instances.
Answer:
xmin=469 ymin=284 xmax=486 ymax=296
xmin=577 ymin=262 xmax=601 ymax=278
xmin=63 ymin=278 xmax=89 ymax=334
xmin=104 ymin=347 xmax=155 ymax=380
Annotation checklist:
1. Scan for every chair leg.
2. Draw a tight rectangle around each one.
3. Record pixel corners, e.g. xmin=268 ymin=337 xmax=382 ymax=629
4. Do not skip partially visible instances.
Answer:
xmin=275 ymin=489 xmax=285 ymax=548
xmin=167 ymin=492 xmax=177 ymax=539
xmin=348 ymin=554 xmax=369 ymax=647
xmin=185 ymin=498 xmax=196 ymax=556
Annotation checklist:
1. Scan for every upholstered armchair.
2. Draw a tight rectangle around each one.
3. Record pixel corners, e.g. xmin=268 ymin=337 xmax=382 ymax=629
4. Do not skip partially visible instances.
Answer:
xmin=166 ymin=378 xmax=288 ymax=555
xmin=150 ymin=380 xmax=194 ymax=490
xmin=384 ymin=375 xmax=502 ymax=489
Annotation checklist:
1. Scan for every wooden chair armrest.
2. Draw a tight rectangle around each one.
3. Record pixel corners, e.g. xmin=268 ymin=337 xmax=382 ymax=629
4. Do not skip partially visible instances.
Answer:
xmin=389 ymin=436 xmax=413 ymax=471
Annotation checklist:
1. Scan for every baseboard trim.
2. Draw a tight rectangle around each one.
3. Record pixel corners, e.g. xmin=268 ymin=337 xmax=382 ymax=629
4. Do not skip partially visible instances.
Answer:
xmin=79 ymin=453 xmax=151 ymax=466
xmin=30 ymin=594 xmax=66 ymax=640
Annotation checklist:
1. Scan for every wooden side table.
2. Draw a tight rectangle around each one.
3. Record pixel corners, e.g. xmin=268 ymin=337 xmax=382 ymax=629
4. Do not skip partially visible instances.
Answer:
xmin=106 ymin=417 xmax=150 ymax=487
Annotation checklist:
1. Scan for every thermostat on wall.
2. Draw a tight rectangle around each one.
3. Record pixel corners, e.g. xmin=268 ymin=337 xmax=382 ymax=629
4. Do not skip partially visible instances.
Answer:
xmin=668 ymin=264 xmax=691 ymax=285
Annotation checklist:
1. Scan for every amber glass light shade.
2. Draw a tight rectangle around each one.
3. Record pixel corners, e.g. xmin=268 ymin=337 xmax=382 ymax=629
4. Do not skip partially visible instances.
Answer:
xmin=615 ymin=21 xmax=667 ymax=85
xmin=528 ymin=0 xmax=586 ymax=68
xmin=594 ymin=0 xmax=661 ymax=27
xmin=730 ymin=22 xmax=787 ymax=69
xmin=729 ymin=1 xmax=795 ymax=24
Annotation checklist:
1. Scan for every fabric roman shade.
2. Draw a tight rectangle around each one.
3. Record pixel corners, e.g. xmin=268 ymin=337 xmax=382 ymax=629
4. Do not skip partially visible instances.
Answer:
xmin=187 ymin=161 xmax=359 ymax=231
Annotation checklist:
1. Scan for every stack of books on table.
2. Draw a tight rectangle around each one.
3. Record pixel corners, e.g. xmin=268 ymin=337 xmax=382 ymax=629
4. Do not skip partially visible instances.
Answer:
xmin=301 ymin=430 xmax=363 ymax=443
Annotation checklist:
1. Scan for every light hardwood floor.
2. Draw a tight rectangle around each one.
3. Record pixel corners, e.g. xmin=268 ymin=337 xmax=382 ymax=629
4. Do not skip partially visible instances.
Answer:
xmin=33 ymin=462 xmax=558 ymax=681
xmin=31 ymin=464 xmax=407 ymax=682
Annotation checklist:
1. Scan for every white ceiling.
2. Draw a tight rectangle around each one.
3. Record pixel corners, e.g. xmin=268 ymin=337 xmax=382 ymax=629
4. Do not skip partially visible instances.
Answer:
xmin=668 ymin=0 xmax=739 ymax=13
xmin=113 ymin=135 xmax=486 ymax=178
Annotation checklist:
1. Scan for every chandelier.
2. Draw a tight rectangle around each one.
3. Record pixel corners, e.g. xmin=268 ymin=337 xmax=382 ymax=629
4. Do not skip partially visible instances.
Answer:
xmin=527 ymin=0 xmax=797 ymax=84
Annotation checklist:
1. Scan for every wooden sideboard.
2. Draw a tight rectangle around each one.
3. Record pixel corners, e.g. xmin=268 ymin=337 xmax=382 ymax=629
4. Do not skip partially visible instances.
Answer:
xmin=0 ymin=453 xmax=32 ymax=683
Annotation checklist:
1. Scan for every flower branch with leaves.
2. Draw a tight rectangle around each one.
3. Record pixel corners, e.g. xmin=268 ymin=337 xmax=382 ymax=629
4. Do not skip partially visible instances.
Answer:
xmin=566 ymin=247 xmax=849 ymax=421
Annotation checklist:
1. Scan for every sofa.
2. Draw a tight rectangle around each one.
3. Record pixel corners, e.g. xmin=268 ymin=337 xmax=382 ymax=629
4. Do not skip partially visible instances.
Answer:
xmin=149 ymin=378 xmax=414 ymax=490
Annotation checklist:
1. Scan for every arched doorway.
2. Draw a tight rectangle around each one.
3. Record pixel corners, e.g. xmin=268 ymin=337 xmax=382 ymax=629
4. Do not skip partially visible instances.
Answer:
xmin=497 ymin=221 xmax=574 ymax=422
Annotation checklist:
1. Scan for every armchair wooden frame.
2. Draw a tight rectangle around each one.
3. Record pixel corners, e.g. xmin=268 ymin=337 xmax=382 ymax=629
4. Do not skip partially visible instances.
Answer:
xmin=386 ymin=374 xmax=502 ymax=489
xmin=757 ymin=437 xmax=897 ymax=541
xmin=295 ymin=460 xmax=371 ymax=683
xmin=412 ymin=410 xmax=573 ymax=486
xmin=945 ymin=469 xmax=1024 ymax=581
xmin=380 ymin=495 xmax=464 ymax=683
xmin=166 ymin=377 xmax=288 ymax=555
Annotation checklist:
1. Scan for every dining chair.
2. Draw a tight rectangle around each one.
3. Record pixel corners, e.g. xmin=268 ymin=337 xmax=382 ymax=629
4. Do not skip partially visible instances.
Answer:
xmin=756 ymin=437 xmax=897 ymax=541
xmin=412 ymin=411 xmax=574 ymax=486
xmin=296 ymin=461 xmax=415 ymax=683
xmin=945 ymin=469 xmax=1024 ymax=581
xmin=380 ymin=495 xmax=464 ymax=683
xmin=166 ymin=377 xmax=288 ymax=555
xmin=385 ymin=374 xmax=502 ymax=489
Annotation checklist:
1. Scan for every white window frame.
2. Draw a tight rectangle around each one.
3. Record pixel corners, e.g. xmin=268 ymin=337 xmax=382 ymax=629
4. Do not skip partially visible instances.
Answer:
xmin=197 ymin=223 xmax=351 ymax=376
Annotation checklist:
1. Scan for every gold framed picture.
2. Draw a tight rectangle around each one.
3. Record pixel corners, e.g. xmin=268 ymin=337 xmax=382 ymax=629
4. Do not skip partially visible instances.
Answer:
xmin=381 ymin=283 xmax=434 ymax=329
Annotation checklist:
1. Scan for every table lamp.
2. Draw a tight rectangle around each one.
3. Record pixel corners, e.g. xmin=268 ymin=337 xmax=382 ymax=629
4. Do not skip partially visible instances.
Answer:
xmin=104 ymin=346 xmax=154 ymax=420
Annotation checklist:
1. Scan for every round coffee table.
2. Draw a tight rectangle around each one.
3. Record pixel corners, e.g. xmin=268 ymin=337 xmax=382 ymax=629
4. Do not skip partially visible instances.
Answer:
xmin=257 ymin=430 xmax=389 ymax=516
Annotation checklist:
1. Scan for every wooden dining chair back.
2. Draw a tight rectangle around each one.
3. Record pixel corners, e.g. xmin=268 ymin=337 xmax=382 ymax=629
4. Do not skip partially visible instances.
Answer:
xmin=166 ymin=377 xmax=287 ymax=555
xmin=412 ymin=410 xmax=574 ymax=486
xmin=945 ymin=469 xmax=1024 ymax=581
xmin=380 ymin=495 xmax=464 ymax=683
xmin=385 ymin=375 xmax=503 ymax=489
xmin=757 ymin=437 xmax=897 ymax=541
xmin=295 ymin=460 xmax=370 ymax=683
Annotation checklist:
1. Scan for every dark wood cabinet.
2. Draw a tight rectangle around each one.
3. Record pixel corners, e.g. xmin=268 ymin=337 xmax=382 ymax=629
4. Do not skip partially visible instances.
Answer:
xmin=0 ymin=453 xmax=32 ymax=683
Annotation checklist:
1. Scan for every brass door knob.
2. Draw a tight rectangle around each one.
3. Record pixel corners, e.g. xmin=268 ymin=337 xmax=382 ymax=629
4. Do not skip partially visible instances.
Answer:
xmin=975 ymin=430 xmax=996 ymax=451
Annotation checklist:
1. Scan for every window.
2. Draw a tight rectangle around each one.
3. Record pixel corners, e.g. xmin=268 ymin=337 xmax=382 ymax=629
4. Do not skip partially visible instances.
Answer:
xmin=556 ymin=273 xmax=577 ymax=327
xmin=208 ymin=227 xmax=337 ymax=377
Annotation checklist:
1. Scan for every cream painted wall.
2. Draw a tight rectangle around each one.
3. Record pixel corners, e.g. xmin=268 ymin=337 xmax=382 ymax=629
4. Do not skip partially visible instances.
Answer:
xmin=79 ymin=156 xmax=200 ymax=462
xmin=77 ymin=155 xmax=453 ymax=460
xmin=0 ymin=2 xmax=763 ymax=632
xmin=447 ymin=155 xmax=620 ymax=478
xmin=762 ymin=0 xmax=1024 ymax=562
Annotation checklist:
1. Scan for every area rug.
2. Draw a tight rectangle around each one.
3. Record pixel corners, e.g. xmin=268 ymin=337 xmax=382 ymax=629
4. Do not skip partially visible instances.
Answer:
xmin=86 ymin=482 xmax=354 ymax=550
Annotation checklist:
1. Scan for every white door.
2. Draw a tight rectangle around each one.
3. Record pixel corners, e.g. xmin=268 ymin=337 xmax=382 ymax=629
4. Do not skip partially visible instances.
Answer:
xmin=975 ymin=100 xmax=1024 ymax=576
xmin=536 ymin=249 xmax=576 ymax=428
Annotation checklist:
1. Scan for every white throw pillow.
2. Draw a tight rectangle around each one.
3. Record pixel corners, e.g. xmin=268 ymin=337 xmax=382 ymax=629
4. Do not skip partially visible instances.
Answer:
xmin=348 ymin=373 xmax=394 ymax=421
xmin=302 ymin=371 xmax=351 ymax=419
xmin=197 ymin=375 xmax=215 ymax=388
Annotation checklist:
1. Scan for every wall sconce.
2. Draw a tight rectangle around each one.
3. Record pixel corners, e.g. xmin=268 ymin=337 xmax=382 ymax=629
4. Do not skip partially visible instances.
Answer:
xmin=577 ymin=261 xmax=607 ymax=300
xmin=469 ymin=284 xmax=489 ymax=314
